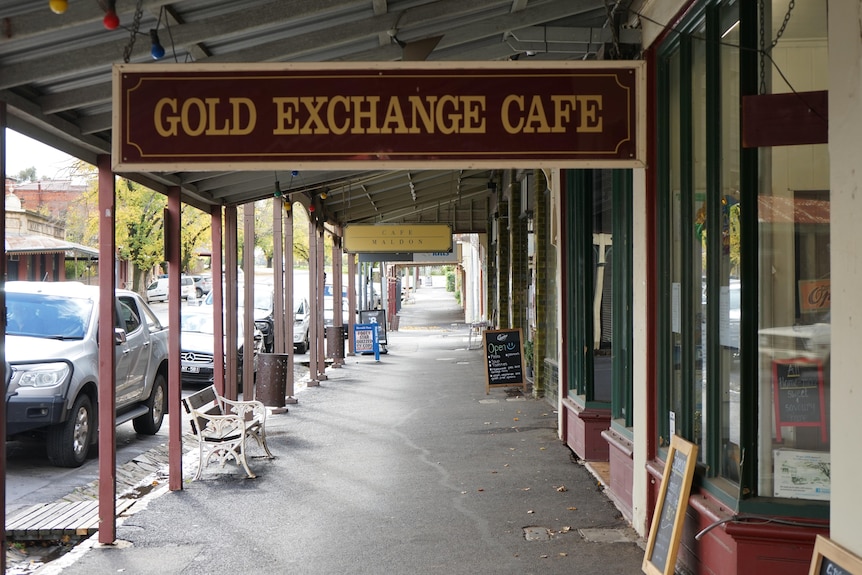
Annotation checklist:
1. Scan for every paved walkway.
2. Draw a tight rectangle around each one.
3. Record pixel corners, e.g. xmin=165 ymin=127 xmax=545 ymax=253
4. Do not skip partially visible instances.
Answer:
xmin=47 ymin=286 xmax=645 ymax=575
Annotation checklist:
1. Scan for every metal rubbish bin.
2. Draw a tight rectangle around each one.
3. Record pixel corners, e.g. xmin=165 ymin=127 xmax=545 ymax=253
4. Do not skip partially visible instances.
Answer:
xmin=325 ymin=326 xmax=345 ymax=359
xmin=255 ymin=353 xmax=289 ymax=407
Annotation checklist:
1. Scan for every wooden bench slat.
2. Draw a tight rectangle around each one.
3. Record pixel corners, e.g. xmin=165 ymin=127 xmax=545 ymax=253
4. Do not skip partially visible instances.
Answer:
xmin=7 ymin=499 xmax=142 ymax=541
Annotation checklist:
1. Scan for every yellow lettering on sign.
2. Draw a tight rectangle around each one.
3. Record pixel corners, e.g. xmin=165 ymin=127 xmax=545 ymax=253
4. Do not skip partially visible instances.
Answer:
xmin=350 ymin=96 xmax=381 ymax=135
xmin=461 ymin=96 xmax=486 ymax=134
xmin=381 ymin=97 xmax=409 ymax=134
xmin=181 ymin=99 xmax=207 ymax=136
xmin=300 ymin=96 xmax=328 ymax=135
xmin=501 ymin=95 xmax=525 ymax=134
xmin=328 ymin=96 xmax=351 ymax=135
xmin=576 ymin=95 xmax=603 ymax=132
xmin=273 ymin=97 xmax=300 ymax=135
xmin=408 ymin=96 xmax=437 ymax=134
xmin=268 ymin=95 xmax=489 ymax=136
xmin=229 ymin=98 xmax=256 ymax=135
xmin=550 ymin=95 xmax=577 ymax=134
xmin=501 ymin=94 xmax=604 ymax=134
xmin=154 ymin=97 xmax=257 ymax=137
xmin=154 ymin=98 xmax=179 ymax=137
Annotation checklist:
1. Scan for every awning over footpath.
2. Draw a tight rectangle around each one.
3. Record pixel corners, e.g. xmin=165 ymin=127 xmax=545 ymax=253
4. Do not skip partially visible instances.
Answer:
xmin=5 ymin=235 xmax=98 ymax=259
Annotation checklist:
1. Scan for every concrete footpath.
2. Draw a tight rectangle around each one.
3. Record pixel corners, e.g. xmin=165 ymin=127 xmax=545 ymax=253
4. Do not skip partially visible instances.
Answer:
xmin=45 ymin=286 xmax=646 ymax=575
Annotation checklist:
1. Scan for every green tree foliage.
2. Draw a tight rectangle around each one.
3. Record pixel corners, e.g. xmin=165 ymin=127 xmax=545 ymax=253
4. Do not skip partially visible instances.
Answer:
xmin=60 ymin=161 xmax=317 ymax=288
xmin=250 ymin=199 xmax=312 ymax=269
xmin=64 ymin=163 xmax=98 ymax=248
xmin=180 ymin=204 xmax=212 ymax=273
xmin=292 ymin=204 xmax=311 ymax=264
xmin=66 ymin=173 xmax=212 ymax=292
xmin=255 ymin=199 xmax=275 ymax=267
xmin=115 ymin=179 xmax=167 ymax=292
xmin=15 ymin=166 xmax=37 ymax=183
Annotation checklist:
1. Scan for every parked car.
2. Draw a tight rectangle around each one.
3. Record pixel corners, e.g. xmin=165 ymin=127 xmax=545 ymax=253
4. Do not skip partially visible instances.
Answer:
xmin=251 ymin=288 xmax=275 ymax=353
xmin=324 ymin=284 xmax=351 ymax=339
xmin=146 ymin=276 xmax=196 ymax=303
xmin=294 ymin=297 xmax=311 ymax=353
xmin=5 ymin=281 xmax=169 ymax=467
xmin=204 ymin=288 xmax=312 ymax=354
xmin=204 ymin=285 xmax=277 ymax=352
xmin=179 ymin=308 xmax=260 ymax=390
xmin=191 ymin=274 xmax=213 ymax=298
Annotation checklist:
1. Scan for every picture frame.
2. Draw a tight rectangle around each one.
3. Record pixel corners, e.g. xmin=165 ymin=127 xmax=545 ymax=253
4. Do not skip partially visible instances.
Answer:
xmin=808 ymin=535 xmax=862 ymax=575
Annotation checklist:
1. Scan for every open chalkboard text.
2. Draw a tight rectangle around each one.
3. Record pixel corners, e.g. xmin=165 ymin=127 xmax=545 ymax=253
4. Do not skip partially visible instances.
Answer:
xmin=482 ymin=328 xmax=525 ymax=394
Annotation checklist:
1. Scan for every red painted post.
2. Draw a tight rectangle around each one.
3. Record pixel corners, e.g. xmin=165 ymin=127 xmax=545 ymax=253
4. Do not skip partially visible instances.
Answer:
xmin=307 ymin=218 xmax=320 ymax=386
xmin=1 ymin=100 xmax=8 ymax=573
xmin=224 ymin=207 xmax=238 ymax=400
xmin=347 ymin=253 xmax=357 ymax=355
xmin=97 ymin=154 xmax=117 ymax=545
xmin=332 ymin=233 xmax=344 ymax=367
xmin=167 ymin=187 xmax=183 ymax=491
xmin=211 ymin=207 xmax=225 ymax=396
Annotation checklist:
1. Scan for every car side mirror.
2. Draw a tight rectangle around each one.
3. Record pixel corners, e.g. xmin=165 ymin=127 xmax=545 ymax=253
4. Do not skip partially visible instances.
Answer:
xmin=114 ymin=328 xmax=128 ymax=345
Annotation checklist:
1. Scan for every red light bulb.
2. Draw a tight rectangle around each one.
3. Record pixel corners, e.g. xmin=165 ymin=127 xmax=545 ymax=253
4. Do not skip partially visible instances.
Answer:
xmin=103 ymin=10 xmax=120 ymax=30
xmin=309 ymin=204 xmax=316 ymax=213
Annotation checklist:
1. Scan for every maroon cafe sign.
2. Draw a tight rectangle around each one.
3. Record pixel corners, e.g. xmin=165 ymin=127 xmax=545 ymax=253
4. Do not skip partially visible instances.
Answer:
xmin=113 ymin=62 xmax=645 ymax=171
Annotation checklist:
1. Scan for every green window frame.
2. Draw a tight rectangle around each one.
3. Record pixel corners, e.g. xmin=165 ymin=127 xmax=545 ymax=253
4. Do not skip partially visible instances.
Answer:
xmin=655 ymin=0 xmax=827 ymax=518
xmin=564 ymin=169 xmax=634 ymax=427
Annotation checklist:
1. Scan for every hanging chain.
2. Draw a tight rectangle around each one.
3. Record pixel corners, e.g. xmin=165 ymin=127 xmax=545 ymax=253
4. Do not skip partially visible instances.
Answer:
xmin=770 ymin=0 xmax=795 ymax=50
xmin=759 ymin=0 xmax=796 ymax=94
xmin=758 ymin=0 xmax=765 ymax=94
xmin=122 ymin=0 xmax=145 ymax=63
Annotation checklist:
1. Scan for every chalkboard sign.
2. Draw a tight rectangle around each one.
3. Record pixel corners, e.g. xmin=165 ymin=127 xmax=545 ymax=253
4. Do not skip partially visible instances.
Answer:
xmin=772 ymin=359 xmax=827 ymax=443
xmin=643 ymin=436 xmax=698 ymax=575
xmin=808 ymin=535 xmax=862 ymax=575
xmin=359 ymin=309 xmax=387 ymax=345
xmin=482 ymin=328 xmax=525 ymax=394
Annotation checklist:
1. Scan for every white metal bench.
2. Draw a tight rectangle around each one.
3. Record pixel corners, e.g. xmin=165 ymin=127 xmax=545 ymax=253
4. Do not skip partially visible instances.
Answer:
xmin=181 ymin=385 xmax=274 ymax=479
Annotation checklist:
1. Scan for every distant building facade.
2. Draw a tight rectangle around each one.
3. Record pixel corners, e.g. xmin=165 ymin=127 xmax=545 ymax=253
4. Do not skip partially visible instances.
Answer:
xmin=4 ymin=178 xmax=96 ymax=282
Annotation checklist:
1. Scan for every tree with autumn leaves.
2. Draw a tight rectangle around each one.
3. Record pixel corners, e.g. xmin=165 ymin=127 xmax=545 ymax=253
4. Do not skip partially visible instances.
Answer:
xmin=65 ymin=166 xmax=313 ymax=294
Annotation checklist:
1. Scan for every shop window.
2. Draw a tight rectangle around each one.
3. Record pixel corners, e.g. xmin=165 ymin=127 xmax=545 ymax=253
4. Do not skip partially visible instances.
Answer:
xmin=656 ymin=0 xmax=829 ymax=506
xmin=565 ymin=170 xmax=633 ymax=423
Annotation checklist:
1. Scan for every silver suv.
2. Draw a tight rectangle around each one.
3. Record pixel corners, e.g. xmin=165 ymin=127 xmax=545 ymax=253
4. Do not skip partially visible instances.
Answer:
xmin=5 ymin=282 xmax=170 ymax=467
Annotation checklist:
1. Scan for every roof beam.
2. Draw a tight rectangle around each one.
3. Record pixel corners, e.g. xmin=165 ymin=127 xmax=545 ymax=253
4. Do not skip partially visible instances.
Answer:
xmin=0 ymin=0 xmax=367 ymax=90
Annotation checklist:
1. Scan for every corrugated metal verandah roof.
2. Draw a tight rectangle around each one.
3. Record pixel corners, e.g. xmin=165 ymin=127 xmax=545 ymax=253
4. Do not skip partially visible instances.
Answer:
xmin=0 ymin=0 xmax=641 ymax=231
xmin=5 ymin=234 xmax=99 ymax=258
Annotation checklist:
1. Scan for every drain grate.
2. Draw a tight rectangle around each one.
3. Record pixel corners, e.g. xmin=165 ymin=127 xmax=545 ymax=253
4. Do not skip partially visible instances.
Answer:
xmin=523 ymin=526 xmax=553 ymax=541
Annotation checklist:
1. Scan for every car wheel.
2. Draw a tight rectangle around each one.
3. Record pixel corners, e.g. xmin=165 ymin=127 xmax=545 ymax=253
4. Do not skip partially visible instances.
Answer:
xmin=296 ymin=336 xmax=308 ymax=354
xmin=47 ymin=394 xmax=93 ymax=468
xmin=133 ymin=372 xmax=166 ymax=435
xmin=196 ymin=287 xmax=203 ymax=298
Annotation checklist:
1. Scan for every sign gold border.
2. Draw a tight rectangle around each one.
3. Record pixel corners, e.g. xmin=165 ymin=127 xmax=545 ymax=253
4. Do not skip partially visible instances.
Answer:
xmin=112 ymin=61 xmax=646 ymax=172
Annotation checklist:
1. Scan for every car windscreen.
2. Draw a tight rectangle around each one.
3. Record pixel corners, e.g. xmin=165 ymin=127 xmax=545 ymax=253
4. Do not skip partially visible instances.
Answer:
xmin=180 ymin=312 xmax=215 ymax=335
xmin=203 ymin=288 xmax=271 ymax=312
xmin=6 ymin=292 xmax=92 ymax=339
